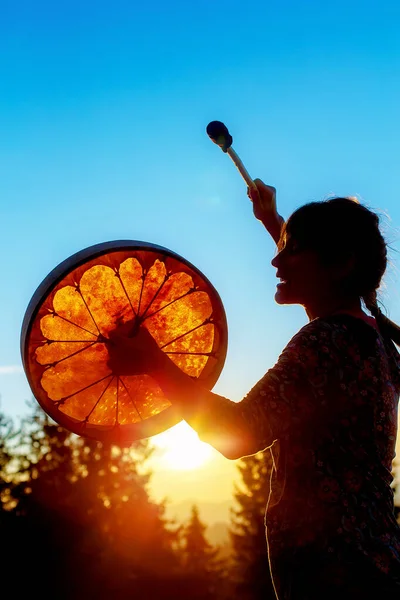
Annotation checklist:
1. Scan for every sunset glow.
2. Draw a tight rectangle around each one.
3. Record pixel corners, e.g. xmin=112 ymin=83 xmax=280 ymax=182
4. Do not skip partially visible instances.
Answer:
xmin=153 ymin=422 xmax=213 ymax=471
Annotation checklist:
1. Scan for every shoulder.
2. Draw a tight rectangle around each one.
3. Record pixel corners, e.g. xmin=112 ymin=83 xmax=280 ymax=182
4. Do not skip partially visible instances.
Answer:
xmin=281 ymin=317 xmax=350 ymax=369
xmin=286 ymin=317 xmax=340 ymax=350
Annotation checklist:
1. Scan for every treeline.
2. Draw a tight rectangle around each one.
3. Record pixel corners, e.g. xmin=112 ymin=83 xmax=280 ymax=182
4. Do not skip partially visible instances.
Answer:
xmin=0 ymin=406 xmax=277 ymax=599
xmin=3 ymin=405 xmax=397 ymax=600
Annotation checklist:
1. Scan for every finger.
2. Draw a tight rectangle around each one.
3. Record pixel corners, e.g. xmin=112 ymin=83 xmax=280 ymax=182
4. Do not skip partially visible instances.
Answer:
xmin=119 ymin=321 xmax=135 ymax=335
xmin=254 ymin=179 xmax=276 ymax=196
xmin=253 ymin=178 xmax=266 ymax=191
xmin=247 ymin=186 xmax=260 ymax=202
xmin=254 ymin=178 xmax=269 ymax=189
xmin=252 ymin=179 xmax=270 ymax=199
xmin=108 ymin=328 xmax=127 ymax=341
xmin=110 ymin=320 xmax=135 ymax=339
xmin=107 ymin=331 xmax=120 ymax=344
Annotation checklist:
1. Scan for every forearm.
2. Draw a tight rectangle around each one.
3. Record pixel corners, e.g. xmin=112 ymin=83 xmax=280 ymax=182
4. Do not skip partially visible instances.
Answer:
xmin=261 ymin=213 xmax=285 ymax=245
xmin=152 ymin=355 xmax=255 ymax=459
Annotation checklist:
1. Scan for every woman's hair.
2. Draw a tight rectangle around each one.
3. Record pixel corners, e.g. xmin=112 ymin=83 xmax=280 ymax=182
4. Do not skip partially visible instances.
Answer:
xmin=278 ymin=197 xmax=400 ymax=347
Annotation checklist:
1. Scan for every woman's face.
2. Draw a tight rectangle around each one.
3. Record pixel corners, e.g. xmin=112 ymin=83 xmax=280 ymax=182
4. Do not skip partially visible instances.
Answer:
xmin=271 ymin=231 xmax=341 ymax=309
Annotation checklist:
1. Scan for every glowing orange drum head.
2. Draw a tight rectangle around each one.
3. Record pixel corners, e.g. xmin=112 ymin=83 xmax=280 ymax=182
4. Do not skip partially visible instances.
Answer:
xmin=21 ymin=241 xmax=228 ymax=444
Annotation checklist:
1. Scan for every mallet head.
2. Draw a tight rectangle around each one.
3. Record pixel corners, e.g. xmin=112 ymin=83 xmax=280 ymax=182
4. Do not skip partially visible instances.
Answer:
xmin=206 ymin=121 xmax=233 ymax=153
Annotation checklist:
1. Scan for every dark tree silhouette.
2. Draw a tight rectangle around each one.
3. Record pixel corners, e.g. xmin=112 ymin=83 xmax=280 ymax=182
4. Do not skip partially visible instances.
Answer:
xmin=1 ymin=409 xmax=76 ymax=598
xmin=68 ymin=434 xmax=182 ymax=598
xmin=1 ymin=407 xmax=185 ymax=599
xmin=0 ymin=409 xmax=15 ymax=522
xmin=0 ymin=405 xmax=234 ymax=599
xmin=230 ymin=450 xmax=276 ymax=600
xmin=179 ymin=504 xmax=227 ymax=599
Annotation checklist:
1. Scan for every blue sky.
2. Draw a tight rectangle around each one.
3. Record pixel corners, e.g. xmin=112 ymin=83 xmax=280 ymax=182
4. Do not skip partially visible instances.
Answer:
xmin=1 ymin=0 xmax=400 ymax=440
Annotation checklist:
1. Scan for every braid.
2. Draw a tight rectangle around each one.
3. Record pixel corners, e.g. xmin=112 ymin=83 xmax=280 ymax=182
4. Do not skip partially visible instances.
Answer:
xmin=362 ymin=290 xmax=380 ymax=318
xmin=362 ymin=290 xmax=400 ymax=347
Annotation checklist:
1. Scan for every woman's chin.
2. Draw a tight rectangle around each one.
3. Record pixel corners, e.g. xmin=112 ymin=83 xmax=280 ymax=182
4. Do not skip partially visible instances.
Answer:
xmin=274 ymin=285 xmax=296 ymax=305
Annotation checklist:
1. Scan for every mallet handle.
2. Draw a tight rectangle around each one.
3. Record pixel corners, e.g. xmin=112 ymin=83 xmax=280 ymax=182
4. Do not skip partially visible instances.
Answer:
xmin=226 ymin=147 xmax=257 ymax=189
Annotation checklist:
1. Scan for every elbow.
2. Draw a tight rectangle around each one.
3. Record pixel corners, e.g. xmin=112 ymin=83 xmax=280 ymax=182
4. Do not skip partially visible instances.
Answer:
xmin=222 ymin=445 xmax=261 ymax=460
xmin=214 ymin=434 xmax=273 ymax=460
xmin=217 ymin=448 xmax=243 ymax=461
xmin=201 ymin=434 xmax=259 ymax=461
xmin=196 ymin=421 xmax=264 ymax=460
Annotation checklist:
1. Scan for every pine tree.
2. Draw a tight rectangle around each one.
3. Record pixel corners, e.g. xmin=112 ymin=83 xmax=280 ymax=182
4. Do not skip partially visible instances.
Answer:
xmin=0 ymin=410 xmax=23 ymax=598
xmin=230 ymin=450 xmax=276 ymax=600
xmin=0 ymin=407 xmax=17 ymax=535
xmin=182 ymin=504 xmax=217 ymax=573
xmin=6 ymin=406 xmax=184 ymax=599
xmin=70 ymin=434 xmax=182 ymax=598
xmin=0 ymin=409 xmax=15 ymax=511
xmin=180 ymin=504 xmax=225 ymax=600
xmin=7 ymin=408 xmax=83 ymax=599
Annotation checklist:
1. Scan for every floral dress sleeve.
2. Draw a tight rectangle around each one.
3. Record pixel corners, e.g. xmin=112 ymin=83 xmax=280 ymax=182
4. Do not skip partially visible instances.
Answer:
xmin=198 ymin=319 xmax=333 ymax=458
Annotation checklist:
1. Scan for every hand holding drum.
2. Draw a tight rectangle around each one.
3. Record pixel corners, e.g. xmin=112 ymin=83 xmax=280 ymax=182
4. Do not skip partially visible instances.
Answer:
xmin=20 ymin=241 xmax=228 ymax=445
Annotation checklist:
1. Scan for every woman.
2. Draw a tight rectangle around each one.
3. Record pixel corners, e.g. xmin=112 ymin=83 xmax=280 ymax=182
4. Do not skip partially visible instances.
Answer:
xmin=108 ymin=180 xmax=400 ymax=599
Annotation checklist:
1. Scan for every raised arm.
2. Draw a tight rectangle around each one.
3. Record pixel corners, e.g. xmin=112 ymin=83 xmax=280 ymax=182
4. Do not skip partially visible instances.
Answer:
xmin=248 ymin=179 xmax=285 ymax=245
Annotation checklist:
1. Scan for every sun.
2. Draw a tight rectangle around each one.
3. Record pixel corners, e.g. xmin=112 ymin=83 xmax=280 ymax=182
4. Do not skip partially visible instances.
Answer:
xmin=152 ymin=421 xmax=214 ymax=471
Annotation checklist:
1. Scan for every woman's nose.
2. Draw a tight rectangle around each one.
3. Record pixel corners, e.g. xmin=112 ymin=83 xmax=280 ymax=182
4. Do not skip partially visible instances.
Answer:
xmin=271 ymin=253 xmax=280 ymax=268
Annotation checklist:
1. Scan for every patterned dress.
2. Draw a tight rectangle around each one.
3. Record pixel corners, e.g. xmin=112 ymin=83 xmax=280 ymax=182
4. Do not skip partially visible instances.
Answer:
xmin=200 ymin=314 xmax=400 ymax=599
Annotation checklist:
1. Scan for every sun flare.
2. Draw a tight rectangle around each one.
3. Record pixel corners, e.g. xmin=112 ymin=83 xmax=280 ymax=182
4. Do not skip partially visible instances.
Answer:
xmin=152 ymin=421 xmax=213 ymax=471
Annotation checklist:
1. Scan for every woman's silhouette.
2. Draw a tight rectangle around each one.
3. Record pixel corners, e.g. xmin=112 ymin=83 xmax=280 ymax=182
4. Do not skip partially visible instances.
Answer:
xmin=108 ymin=180 xmax=400 ymax=599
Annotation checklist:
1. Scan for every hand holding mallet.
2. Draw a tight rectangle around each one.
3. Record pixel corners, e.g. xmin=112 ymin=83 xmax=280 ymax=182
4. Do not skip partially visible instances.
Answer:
xmin=206 ymin=121 xmax=284 ymax=244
